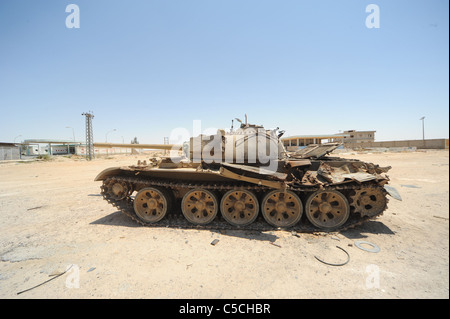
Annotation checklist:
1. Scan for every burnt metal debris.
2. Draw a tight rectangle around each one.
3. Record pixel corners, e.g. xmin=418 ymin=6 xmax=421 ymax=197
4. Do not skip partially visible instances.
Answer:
xmin=95 ymin=118 xmax=401 ymax=232
xmin=314 ymin=246 xmax=350 ymax=266
xmin=354 ymin=240 xmax=381 ymax=253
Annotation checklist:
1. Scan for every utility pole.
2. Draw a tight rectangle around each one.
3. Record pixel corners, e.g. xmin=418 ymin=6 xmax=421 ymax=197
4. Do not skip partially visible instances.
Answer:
xmin=66 ymin=126 xmax=75 ymax=142
xmin=419 ymin=116 xmax=425 ymax=146
xmin=106 ymin=129 xmax=116 ymax=142
xmin=82 ymin=112 xmax=95 ymax=160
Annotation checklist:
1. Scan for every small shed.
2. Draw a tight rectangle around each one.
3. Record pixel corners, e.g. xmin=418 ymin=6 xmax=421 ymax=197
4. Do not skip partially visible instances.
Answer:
xmin=0 ymin=143 xmax=21 ymax=161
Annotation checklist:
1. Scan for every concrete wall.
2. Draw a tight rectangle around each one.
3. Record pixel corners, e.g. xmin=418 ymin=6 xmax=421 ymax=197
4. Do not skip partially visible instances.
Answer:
xmin=344 ymin=138 xmax=449 ymax=149
xmin=0 ymin=146 xmax=20 ymax=160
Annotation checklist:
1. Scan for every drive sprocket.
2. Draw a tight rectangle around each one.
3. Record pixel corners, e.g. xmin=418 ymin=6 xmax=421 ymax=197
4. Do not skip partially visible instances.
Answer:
xmin=349 ymin=186 xmax=387 ymax=217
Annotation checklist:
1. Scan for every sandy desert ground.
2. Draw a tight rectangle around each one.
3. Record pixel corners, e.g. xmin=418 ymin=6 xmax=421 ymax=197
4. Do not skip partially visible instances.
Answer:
xmin=0 ymin=150 xmax=448 ymax=299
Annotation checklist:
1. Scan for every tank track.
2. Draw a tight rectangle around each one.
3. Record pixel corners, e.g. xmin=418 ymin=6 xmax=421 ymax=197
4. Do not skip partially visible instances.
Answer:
xmin=100 ymin=176 xmax=388 ymax=233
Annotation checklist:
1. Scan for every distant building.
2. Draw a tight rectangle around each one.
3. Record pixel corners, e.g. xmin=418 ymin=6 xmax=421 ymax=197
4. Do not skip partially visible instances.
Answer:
xmin=281 ymin=130 xmax=376 ymax=150
xmin=339 ymin=130 xmax=376 ymax=144
xmin=22 ymin=139 xmax=83 ymax=155
xmin=281 ymin=134 xmax=348 ymax=151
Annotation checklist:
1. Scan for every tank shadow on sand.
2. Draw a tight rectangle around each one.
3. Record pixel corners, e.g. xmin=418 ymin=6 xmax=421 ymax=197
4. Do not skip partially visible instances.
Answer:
xmin=90 ymin=212 xmax=394 ymax=242
xmin=90 ymin=211 xmax=141 ymax=227
xmin=90 ymin=211 xmax=279 ymax=241
xmin=212 ymin=229 xmax=279 ymax=242
xmin=340 ymin=220 xmax=395 ymax=239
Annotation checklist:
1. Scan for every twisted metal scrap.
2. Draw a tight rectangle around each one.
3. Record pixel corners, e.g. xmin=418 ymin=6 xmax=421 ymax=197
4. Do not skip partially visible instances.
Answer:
xmin=314 ymin=246 xmax=350 ymax=266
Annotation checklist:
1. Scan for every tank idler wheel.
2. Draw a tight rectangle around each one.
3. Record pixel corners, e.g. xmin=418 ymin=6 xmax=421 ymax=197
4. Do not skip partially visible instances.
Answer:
xmin=220 ymin=189 xmax=259 ymax=227
xmin=305 ymin=190 xmax=350 ymax=231
xmin=134 ymin=187 xmax=170 ymax=224
xmin=261 ymin=190 xmax=303 ymax=228
xmin=181 ymin=189 xmax=218 ymax=225
xmin=102 ymin=178 xmax=133 ymax=200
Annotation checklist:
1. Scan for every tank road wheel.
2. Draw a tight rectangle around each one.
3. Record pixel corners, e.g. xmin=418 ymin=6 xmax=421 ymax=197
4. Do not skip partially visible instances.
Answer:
xmin=134 ymin=187 xmax=170 ymax=224
xmin=261 ymin=190 xmax=303 ymax=228
xmin=181 ymin=189 xmax=218 ymax=225
xmin=220 ymin=190 xmax=259 ymax=227
xmin=349 ymin=187 xmax=387 ymax=217
xmin=101 ymin=178 xmax=133 ymax=200
xmin=305 ymin=190 xmax=350 ymax=231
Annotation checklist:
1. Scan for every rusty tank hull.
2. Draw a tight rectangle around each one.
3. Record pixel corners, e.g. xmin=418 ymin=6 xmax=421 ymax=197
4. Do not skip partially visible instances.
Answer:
xmin=96 ymin=120 xmax=401 ymax=232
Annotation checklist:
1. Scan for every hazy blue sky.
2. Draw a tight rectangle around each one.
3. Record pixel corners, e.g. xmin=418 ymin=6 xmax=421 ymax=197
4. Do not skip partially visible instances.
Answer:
xmin=0 ymin=0 xmax=448 ymax=144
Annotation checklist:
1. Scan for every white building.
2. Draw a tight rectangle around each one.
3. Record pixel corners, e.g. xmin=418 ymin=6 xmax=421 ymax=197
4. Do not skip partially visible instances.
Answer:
xmin=22 ymin=139 xmax=83 ymax=156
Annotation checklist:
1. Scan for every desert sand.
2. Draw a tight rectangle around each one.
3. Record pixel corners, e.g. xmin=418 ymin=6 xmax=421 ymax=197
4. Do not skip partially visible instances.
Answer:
xmin=0 ymin=150 xmax=448 ymax=299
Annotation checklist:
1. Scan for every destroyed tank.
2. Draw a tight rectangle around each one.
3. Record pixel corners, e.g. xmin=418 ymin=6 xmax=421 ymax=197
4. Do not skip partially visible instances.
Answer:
xmin=95 ymin=118 xmax=401 ymax=232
